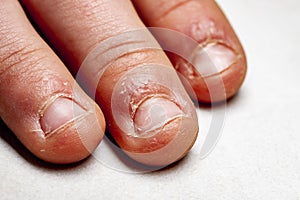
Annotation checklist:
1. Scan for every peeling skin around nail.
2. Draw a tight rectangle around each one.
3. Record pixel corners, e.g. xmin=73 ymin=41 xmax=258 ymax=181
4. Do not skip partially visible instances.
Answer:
xmin=110 ymin=65 xmax=197 ymax=154
xmin=112 ymin=81 xmax=185 ymax=152
xmin=37 ymin=94 xmax=89 ymax=138
xmin=163 ymin=17 xmax=239 ymax=79
xmin=133 ymin=96 xmax=184 ymax=137
xmin=41 ymin=113 xmax=90 ymax=138
xmin=125 ymin=81 xmax=186 ymax=139
xmin=120 ymin=117 xmax=184 ymax=153
xmin=136 ymin=0 xmax=247 ymax=103
xmin=171 ymin=37 xmax=244 ymax=102
xmin=125 ymin=115 xmax=198 ymax=166
xmin=190 ymin=19 xmax=226 ymax=44
xmin=175 ymin=40 xmax=240 ymax=79
xmin=128 ymin=81 xmax=182 ymax=118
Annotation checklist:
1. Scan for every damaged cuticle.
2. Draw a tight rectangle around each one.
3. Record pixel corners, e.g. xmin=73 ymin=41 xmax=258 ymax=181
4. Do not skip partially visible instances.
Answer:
xmin=111 ymin=64 xmax=195 ymax=138
xmin=178 ymin=40 xmax=240 ymax=79
xmin=38 ymin=94 xmax=88 ymax=138
xmin=132 ymin=96 xmax=184 ymax=138
xmin=127 ymin=83 xmax=185 ymax=138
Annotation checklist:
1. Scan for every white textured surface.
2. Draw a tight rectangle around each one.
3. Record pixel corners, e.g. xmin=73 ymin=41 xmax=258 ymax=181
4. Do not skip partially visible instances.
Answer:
xmin=1 ymin=0 xmax=300 ymax=199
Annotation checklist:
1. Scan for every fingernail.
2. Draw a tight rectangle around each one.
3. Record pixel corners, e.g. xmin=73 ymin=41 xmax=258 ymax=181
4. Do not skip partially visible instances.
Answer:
xmin=40 ymin=97 xmax=87 ymax=136
xmin=191 ymin=42 xmax=237 ymax=77
xmin=133 ymin=97 xmax=183 ymax=137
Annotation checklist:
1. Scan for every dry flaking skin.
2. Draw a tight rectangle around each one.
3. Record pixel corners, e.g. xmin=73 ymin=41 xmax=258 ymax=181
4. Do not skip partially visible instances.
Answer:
xmin=109 ymin=64 xmax=199 ymax=166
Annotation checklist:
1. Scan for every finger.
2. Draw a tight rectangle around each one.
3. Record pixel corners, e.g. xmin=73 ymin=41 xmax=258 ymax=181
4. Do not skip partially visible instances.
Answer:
xmin=21 ymin=0 xmax=199 ymax=166
xmin=132 ymin=0 xmax=247 ymax=102
xmin=0 ymin=1 xmax=105 ymax=164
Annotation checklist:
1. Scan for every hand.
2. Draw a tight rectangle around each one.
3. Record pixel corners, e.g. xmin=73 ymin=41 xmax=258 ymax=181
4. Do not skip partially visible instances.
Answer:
xmin=0 ymin=0 xmax=246 ymax=166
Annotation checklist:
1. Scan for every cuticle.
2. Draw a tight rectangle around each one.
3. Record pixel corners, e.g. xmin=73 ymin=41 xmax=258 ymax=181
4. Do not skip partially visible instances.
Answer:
xmin=186 ymin=39 xmax=241 ymax=79
xmin=128 ymin=84 xmax=183 ymax=121
xmin=43 ymin=113 xmax=88 ymax=138
xmin=127 ymin=83 xmax=185 ymax=137
xmin=37 ymin=93 xmax=89 ymax=138
xmin=38 ymin=93 xmax=87 ymax=117
xmin=130 ymin=94 xmax=181 ymax=120
xmin=130 ymin=92 xmax=186 ymax=138
xmin=134 ymin=115 xmax=183 ymax=138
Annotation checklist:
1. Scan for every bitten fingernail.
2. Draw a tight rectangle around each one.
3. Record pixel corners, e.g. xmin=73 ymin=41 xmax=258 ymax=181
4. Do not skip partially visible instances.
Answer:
xmin=40 ymin=97 xmax=86 ymax=136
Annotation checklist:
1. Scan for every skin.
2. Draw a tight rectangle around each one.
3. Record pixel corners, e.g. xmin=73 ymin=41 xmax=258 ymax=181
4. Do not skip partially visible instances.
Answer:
xmin=0 ymin=0 xmax=246 ymax=166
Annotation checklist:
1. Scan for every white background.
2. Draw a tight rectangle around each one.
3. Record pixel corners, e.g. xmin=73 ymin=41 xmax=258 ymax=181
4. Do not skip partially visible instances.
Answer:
xmin=0 ymin=0 xmax=299 ymax=199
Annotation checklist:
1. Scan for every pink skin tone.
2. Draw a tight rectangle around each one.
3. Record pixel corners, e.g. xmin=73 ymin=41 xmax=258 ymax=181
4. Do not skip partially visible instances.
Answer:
xmin=0 ymin=0 xmax=246 ymax=166
xmin=134 ymin=0 xmax=247 ymax=102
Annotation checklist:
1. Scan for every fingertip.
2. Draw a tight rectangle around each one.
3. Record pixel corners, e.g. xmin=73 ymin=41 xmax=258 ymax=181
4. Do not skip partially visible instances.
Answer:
xmin=104 ymin=64 xmax=198 ymax=166
xmin=125 ymin=115 xmax=199 ymax=167
xmin=175 ymin=43 xmax=247 ymax=103
xmin=0 ymin=0 xmax=106 ymax=164
xmin=28 ymin=98 xmax=105 ymax=164
xmin=133 ymin=0 xmax=247 ymax=103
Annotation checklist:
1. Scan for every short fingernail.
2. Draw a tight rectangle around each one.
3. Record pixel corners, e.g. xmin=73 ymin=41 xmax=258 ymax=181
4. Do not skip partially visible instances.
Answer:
xmin=191 ymin=42 xmax=237 ymax=77
xmin=133 ymin=97 xmax=183 ymax=137
xmin=40 ymin=97 xmax=87 ymax=136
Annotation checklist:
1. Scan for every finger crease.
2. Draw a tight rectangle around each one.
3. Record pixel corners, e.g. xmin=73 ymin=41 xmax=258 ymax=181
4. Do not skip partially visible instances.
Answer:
xmin=156 ymin=0 xmax=193 ymax=21
xmin=0 ymin=48 xmax=44 ymax=78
